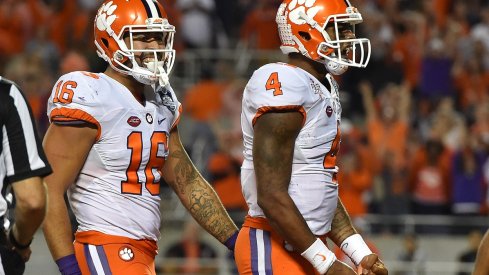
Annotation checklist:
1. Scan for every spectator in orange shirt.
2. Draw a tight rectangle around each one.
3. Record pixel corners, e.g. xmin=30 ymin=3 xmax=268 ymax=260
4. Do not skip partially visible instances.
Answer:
xmin=0 ymin=0 xmax=35 ymax=57
xmin=239 ymin=0 xmax=281 ymax=50
xmin=409 ymin=138 xmax=452 ymax=216
xmin=377 ymin=150 xmax=410 ymax=234
xmin=45 ymin=0 xmax=76 ymax=55
xmin=360 ymin=80 xmax=410 ymax=174
xmin=391 ymin=11 xmax=426 ymax=88
xmin=471 ymin=99 xmax=489 ymax=151
xmin=430 ymin=97 xmax=466 ymax=152
xmin=183 ymin=63 xmax=238 ymax=179
xmin=207 ymin=152 xmax=247 ymax=220
xmin=453 ymin=53 xmax=489 ymax=111
xmin=184 ymin=68 xmax=228 ymax=123
xmin=338 ymin=137 xmax=373 ymax=219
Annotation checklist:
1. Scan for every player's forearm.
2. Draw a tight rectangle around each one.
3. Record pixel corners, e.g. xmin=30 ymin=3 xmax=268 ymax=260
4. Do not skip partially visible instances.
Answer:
xmin=328 ymin=198 xmax=356 ymax=245
xmin=13 ymin=203 xmax=45 ymax=245
xmin=42 ymin=196 xmax=76 ymax=260
xmin=184 ymin=177 xmax=238 ymax=243
xmin=165 ymin=148 xmax=237 ymax=243
xmin=258 ymin=191 xmax=316 ymax=253
xmin=12 ymin=178 xmax=47 ymax=245
xmin=171 ymin=176 xmax=238 ymax=242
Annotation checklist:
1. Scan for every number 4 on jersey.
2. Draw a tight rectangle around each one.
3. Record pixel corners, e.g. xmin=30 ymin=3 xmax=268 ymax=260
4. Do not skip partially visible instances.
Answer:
xmin=265 ymin=72 xmax=283 ymax=96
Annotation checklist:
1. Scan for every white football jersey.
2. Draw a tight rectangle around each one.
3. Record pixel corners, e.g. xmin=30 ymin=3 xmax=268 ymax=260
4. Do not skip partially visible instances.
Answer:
xmin=47 ymin=72 xmax=181 ymax=241
xmin=241 ymin=63 xmax=341 ymax=235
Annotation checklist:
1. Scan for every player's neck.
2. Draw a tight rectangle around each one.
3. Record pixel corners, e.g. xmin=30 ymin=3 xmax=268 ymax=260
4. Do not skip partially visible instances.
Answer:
xmin=287 ymin=53 xmax=327 ymax=81
xmin=104 ymin=67 xmax=146 ymax=103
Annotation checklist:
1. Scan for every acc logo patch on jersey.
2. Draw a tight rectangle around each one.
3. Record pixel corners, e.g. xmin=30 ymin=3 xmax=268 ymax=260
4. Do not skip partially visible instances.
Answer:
xmin=119 ymin=246 xmax=134 ymax=261
xmin=127 ymin=116 xmax=141 ymax=127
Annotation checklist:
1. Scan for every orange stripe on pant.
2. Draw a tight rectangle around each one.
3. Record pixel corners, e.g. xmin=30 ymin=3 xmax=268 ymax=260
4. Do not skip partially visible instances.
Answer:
xmin=235 ymin=216 xmax=324 ymax=275
xmin=74 ymin=230 xmax=157 ymax=275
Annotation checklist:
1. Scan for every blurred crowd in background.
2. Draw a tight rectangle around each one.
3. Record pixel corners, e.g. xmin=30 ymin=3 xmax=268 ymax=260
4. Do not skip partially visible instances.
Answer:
xmin=1 ymin=0 xmax=489 ymax=237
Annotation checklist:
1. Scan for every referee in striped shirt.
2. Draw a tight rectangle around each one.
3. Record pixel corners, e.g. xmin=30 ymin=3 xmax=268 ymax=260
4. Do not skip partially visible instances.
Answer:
xmin=0 ymin=76 xmax=51 ymax=275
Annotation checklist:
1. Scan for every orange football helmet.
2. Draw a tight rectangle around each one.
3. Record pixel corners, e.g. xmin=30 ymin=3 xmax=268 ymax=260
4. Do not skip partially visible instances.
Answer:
xmin=276 ymin=0 xmax=371 ymax=75
xmin=94 ymin=0 xmax=175 ymax=86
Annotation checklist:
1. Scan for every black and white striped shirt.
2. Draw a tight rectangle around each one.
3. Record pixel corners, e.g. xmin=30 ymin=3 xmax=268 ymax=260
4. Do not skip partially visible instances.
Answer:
xmin=0 ymin=77 xmax=52 ymax=217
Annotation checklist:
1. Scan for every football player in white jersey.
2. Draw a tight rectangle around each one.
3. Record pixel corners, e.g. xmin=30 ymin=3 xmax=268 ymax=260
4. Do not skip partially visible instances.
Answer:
xmin=41 ymin=1 xmax=238 ymax=274
xmin=235 ymin=0 xmax=388 ymax=274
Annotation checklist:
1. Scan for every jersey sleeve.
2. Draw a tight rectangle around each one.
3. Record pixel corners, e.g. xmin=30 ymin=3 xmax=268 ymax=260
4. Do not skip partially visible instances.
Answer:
xmin=244 ymin=64 xmax=308 ymax=126
xmin=47 ymin=72 xmax=103 ymax=139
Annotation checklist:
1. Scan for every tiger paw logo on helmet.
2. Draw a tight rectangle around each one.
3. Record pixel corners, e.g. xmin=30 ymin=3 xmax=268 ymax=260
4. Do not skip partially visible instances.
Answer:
xmin=96 ymin=1 xmax=117 ymax=32
xmin=285 ymin=0 xmax=321 ymax=25
xmin=276 ymin=0 xmax=321 ymax=47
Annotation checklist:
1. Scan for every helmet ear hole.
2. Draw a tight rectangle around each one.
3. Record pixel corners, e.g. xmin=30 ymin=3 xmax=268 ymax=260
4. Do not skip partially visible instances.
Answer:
xmin=298 ymin=31 xmax=311 ymax=41
xmin=101 ymin=38 xmax=109 ymax=48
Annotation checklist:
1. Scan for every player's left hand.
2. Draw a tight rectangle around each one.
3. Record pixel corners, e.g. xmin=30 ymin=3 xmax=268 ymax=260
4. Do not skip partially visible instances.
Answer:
xmin=357 ymin=254 xmax=388 ymax=275
xmin=13 ymin=246 xmax=32 ymax=262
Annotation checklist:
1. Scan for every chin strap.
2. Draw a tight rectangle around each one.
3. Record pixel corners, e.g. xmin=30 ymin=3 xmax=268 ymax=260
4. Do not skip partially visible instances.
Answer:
xmin=157 ymin=65 xmax=169 ymax=87
xmin=144 ymin=61 xmax=169 ymax=87
xmin=325 ymin=59 xmax=348 ymax=75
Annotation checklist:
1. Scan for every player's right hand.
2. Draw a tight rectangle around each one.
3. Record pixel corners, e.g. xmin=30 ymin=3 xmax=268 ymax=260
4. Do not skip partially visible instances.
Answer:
xmin=358 ymin=254 xmax=388 ymax=275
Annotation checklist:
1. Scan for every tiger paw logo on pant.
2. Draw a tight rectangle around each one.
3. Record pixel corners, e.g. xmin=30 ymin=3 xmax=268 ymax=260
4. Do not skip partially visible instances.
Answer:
xmin=119 ymin=246 xmax=134 ymax=261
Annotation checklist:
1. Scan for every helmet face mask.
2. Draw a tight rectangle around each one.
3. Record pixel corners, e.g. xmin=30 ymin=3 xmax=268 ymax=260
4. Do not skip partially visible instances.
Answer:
xmin=117 ymin=23 xmax=176 ymax=85
xmin=94 ymin=0 xmax=176 ymax=86
xmin=276 ymin=0 xmax=371 ymax=75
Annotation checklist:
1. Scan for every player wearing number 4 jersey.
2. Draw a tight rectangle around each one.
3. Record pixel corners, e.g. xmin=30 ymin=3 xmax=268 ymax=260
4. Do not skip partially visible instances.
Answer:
xmin=41 ymin=1 xmax=238 ymax=275
xmin=235 ymin=0 xmax=388 ymax=274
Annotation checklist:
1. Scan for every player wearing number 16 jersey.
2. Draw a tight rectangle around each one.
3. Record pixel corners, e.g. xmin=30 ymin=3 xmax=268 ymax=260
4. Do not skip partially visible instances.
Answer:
xmin=235 ymin=0 xmax=388 ymax=274
xmin=41 ymin=1 xmax=238 ymax=275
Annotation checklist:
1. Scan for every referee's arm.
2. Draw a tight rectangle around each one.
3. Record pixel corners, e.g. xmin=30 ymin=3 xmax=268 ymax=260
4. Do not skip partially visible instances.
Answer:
xmin=0 ymin=78 xmax=51 ymax=260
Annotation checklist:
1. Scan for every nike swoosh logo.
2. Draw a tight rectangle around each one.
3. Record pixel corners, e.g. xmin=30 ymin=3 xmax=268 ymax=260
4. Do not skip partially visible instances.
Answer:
xmin=158 ymin=118 xmax=166 ymax=124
